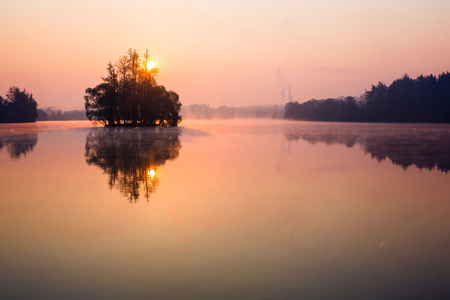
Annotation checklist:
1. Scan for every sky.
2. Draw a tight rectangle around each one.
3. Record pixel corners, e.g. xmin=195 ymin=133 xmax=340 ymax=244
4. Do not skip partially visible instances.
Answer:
xmin=1 ymin=0 xmax=449 ymax=109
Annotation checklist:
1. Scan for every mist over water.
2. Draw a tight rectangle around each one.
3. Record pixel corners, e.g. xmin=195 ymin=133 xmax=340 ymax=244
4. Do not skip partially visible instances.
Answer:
xmin=284 ymin=122 xmax=450 ymax=172
xmin=0 ymin=133 xmax=37 ymax=159
xmin=0 ymin=120 xmax=449 ymax=299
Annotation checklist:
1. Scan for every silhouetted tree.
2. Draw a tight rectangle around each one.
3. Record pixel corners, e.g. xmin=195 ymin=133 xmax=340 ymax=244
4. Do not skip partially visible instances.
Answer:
xmin=0 ymin=96 xmax=5 ymax=121
xmin=0 ymin=87 xmax=38 ymax=123
xmin=85 ymin=49 xmax=182 ymax=126
xmin=343 ymin=96 xmax=360 ymax=121
xmin=386 ymin=74 xmax=416 ymax=122
xmin=436 ymin=72 xmax=450 ymax=122
xmin=363 ymin=82 xmax=388 ymax=121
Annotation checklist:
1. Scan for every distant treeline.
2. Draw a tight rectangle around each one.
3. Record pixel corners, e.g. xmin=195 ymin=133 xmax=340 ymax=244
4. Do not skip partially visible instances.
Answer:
xmin=182 ymin=104 xmax=283 ymax=119
xmin=0 ymin=87 xmax=37 ymax=123
xmin=285 ymin=72 xmax=450 ymax=123
xmin=37 ymin=108 xmax=87 ymax=121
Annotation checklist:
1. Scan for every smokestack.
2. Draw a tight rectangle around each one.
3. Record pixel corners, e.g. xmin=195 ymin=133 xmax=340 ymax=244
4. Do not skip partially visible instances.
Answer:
xmin=289 ymin=84 xmax=292 ymax=102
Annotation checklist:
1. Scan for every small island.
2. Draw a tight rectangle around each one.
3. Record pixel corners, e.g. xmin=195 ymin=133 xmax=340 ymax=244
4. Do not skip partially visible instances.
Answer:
xmin=85 ymin=49 xmax=182 ymax=126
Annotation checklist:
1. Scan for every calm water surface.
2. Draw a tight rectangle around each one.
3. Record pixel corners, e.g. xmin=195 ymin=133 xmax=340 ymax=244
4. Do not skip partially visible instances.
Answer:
xmin=0 ymin=120 xmax=449 ymax=299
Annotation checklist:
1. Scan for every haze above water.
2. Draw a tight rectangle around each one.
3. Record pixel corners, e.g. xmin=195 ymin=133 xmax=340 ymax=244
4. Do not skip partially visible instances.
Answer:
xmin=0 ymin=120 xmax=449 ymax=299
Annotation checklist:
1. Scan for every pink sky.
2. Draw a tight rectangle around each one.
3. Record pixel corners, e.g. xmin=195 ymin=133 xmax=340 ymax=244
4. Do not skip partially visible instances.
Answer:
xmin=1 ymin=0 xmax=449 ymax=109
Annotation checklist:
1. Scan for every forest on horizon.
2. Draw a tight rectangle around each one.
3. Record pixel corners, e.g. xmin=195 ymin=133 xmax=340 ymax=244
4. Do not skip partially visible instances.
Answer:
xmin=284 ymin=72 xmax=450 ymax=123
xmin=3 ymin=72 xmax=450 ymax=124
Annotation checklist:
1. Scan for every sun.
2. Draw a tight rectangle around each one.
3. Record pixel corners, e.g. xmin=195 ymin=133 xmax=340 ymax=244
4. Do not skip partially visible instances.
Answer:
xmin=147 ymin=168 xmax=156 ymax=178
xmin=147 ymin=60 xmax=157 ymax=70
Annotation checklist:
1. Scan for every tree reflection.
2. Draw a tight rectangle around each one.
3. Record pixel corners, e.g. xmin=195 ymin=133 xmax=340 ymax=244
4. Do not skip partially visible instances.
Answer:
xmin=85 ymin=127 xmax=181 ymax=202
xmin=285 ymin=124 xmax=450 ymax=173
xmin=0 ymin=133 xmax=38 ymax=159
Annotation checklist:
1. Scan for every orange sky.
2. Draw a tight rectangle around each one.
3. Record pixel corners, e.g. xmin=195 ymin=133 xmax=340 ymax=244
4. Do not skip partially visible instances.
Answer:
xmin=1 ymin=0 xmax=449 ymax=109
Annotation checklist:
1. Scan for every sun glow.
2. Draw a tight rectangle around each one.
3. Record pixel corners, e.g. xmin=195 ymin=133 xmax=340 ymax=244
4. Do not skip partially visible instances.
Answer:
xmin=147 ymin=60 xmax=157 ymax=70
xmin=148 ymin=168 xmax=156 ymax=178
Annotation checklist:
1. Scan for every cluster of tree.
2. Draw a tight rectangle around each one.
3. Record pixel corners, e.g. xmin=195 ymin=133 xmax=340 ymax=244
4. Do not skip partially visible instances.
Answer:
xmin=182 ymin=104 xmax=283 ymax=119
xmin=37 ymin=108 xmax=87 ymax=121
xmin=0 ymin=87 xmax=38 ymax=123
xmin=85 ymin=49 xmax=182 ymax=126
xmin=85 ymin=127 xmax=181 ymax=202
xmin=285 ymin=72 xmax=450 ymax=123
xmin=284 ymin=123 xmax=450 ymax=172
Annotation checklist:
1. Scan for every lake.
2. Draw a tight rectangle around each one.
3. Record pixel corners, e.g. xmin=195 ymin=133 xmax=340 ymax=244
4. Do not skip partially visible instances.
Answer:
xmin=0 ymin=120 xmax=449 ymax=299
